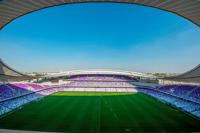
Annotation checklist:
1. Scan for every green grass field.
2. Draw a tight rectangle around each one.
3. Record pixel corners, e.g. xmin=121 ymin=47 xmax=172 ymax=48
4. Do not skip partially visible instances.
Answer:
xmin=0 ymin=91 xmax=200 ymax=132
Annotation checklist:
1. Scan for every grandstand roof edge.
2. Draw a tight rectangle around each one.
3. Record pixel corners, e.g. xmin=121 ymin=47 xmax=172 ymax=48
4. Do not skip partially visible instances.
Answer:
xmin=44 ymin=69 xmax=155 ymax=79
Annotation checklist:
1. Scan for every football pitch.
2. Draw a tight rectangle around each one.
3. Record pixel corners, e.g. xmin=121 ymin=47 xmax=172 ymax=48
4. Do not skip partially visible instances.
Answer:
xmin=0 ymin=91 xmax=200 ymax=132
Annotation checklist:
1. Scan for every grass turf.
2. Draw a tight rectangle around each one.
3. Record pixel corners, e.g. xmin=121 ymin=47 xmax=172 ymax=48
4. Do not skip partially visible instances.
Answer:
xmin=0 ymin=91 xmax=200 ymax=132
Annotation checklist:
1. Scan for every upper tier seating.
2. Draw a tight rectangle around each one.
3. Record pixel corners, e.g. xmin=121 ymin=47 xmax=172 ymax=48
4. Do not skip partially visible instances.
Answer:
xmin=63 ymin=75 xmax=136 ymax=88
xmin=66 ymin=81 xmax=135 ymax=88
xmin=67 ymin=75 xmax=135 ymax=81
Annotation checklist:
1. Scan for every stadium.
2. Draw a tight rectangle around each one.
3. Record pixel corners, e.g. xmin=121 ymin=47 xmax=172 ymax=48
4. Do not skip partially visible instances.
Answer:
xmin=1 ymin=0 xmax=200 ymax=132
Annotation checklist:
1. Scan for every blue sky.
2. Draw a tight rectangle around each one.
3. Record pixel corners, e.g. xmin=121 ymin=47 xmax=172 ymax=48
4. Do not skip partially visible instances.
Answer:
xmin=0 ymin=3 xmax=200 ymax=73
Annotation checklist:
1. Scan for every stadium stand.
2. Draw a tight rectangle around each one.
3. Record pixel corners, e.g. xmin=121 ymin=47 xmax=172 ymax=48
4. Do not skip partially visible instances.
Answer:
xmin=158 ymin=85 xmax=200 ymax=103
xmin=1 ymin=69 xmax=200 ymax=119
xmin=0 ymin=79 xmax=200 ymax=120
xmin=0 ymin=83 xmax=55 ymax=116
xmin=58 ymin=74 xmax=138 ymax=92
xmin=138 ymin=85 xmax=200 ymax=118
xmin=189 ymin=88 xmax=200 ymax=102
xmin=0 ymin=74 xmax=139 ymax=116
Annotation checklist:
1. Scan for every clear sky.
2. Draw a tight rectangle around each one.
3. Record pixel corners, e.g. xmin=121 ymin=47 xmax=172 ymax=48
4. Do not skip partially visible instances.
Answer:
xmin=0 ymin=3 xmax=200 ymax=73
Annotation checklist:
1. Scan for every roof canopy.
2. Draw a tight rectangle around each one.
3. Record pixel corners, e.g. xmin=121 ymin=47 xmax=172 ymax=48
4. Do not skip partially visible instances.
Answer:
xmin=0 ymin=0 xmax=200 ymax=30
xmin=164 ymin=64 xmax=200 ymax=83
xmin=0 ymin=59 xmax=34 ymax=82
xmin=45 ymin=69 xmax=155 ymax=79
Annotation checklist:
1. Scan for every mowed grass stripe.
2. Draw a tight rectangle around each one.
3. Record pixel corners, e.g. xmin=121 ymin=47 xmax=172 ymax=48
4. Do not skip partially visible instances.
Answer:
xmin=0 ymin=91 xmax=200 ymax=132
xmin=127 ymin=94 xmax=175 ymax=130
